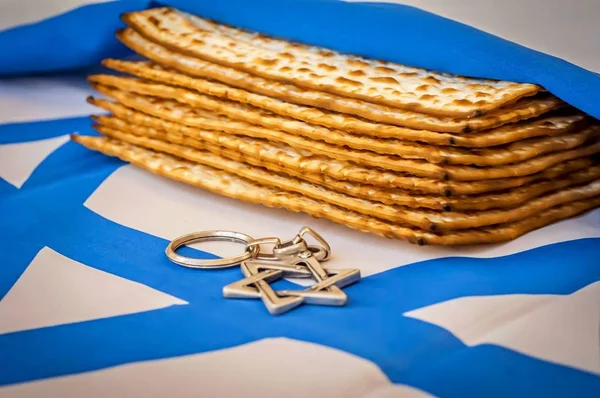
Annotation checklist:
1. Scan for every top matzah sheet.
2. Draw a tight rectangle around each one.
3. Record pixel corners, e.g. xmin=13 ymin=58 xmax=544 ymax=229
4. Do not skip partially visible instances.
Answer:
xmin=116 ymin=28 xmax=562 ymax=133
xmin=123 ymin=7 xmax=542 ymax=118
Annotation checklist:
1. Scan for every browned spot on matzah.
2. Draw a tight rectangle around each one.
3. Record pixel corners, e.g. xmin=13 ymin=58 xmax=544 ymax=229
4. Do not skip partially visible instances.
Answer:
xmin=374 ymin=66 xmax=396 ymax=73
xmin=347 ymin=59 xmax=370 ymax=68
xmin=317 ymin=50 xmax=334 ymax=57
xmin=258 ymin=58 xmax=278 ymax=66
xmin=416 ymin=85 xmax=430 ymax=92
xmin=279 ymin=66 xmax=292 ymax=73
xmin=421 ymin=94 xmax=435 ymax=100
xmin=228 ymin=42 xmax=237 ymax=48
xmin=192 ymin=38 xmax=205 ymax=45
xmin=399 ymin=72 xmax=419 ymax=77
xmin=370 ymin=76 xmax=399 ymax=85
xmin=336 ymin=77 xmax=363 ymax=87
xmin=454 ymin=99 xmax=473 ymax=106
xmin=349 ymin=70 xmax=366 ymax=77
xmin=318 ymin=63 xmax=337 ymax=72
xmin=298 ymin=67 xmax=311 ymax=73
xmin=280 ymin=52 xmax=294 ymax=59
xmin=441 ymin=88 xmax=459 ymax=94
xmin=468 ymin=84 xmax=487 ymax=90
xmin=422 ymin=76 xmax=441 ymax=84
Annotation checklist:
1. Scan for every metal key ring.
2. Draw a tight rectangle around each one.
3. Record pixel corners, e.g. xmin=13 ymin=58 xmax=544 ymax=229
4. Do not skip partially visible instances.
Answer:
xmin=165 ymin=230 xmax=259 ymax=269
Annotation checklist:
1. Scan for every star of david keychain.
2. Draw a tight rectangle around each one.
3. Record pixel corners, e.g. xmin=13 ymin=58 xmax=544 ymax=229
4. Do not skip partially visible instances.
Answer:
xmin=165 ymin=226 xmax=361 ymax=315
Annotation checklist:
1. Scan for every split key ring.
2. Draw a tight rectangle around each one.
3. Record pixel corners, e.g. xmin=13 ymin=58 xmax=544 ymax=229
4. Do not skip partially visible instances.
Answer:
xmin=165 ymin=230 xmax=259 ymax=269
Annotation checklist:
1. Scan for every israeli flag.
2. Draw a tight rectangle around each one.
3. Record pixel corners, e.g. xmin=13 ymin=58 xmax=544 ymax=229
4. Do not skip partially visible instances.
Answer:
xmin=0 ymin=1 xmax=599 ymax=397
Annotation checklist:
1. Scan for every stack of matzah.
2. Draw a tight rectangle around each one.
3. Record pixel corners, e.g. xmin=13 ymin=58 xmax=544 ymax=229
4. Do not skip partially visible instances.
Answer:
xmin=72 ymin=7 xmax=600 ymax=245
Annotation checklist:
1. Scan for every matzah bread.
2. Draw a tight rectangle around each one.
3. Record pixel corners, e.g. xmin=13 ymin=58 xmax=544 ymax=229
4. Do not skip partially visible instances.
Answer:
xmin=91 ymin=113 xmax=598 ymax=197
xmin=89 ymin=79 xmax=584 ymax=156
xmin=93 ymin=123 xmax=600 ymax=232
xmin=122 ymin=8 xmax=542 ymax=117
xmin=87 ymin=86 xmax=594 ymax=167
xmin=75 ymin=5 xmax=600 ymax=246
xmin=102 ymin=57 xmax=572 ymax=145
xmin=71 ymin=134 xmax=600 ymax=245
xmin=106 ymin=126 xmax=596 ymax=212
xmin=89 ymin=83 xmax=600 ymax=181
xmin=114 ymin=29 xmax=562 ymax=133
xmin=320 ymin=163 xmax=600 ymax=211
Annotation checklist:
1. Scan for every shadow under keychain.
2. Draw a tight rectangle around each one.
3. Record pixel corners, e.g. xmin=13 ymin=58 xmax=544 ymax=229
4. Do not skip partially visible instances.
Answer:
xmin=165 ymin=227 xmax=361 ymax=315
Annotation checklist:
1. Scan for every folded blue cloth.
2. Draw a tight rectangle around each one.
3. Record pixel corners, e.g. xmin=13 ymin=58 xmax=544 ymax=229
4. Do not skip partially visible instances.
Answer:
xmin=1 ymin=0 xmax=599 ymax=120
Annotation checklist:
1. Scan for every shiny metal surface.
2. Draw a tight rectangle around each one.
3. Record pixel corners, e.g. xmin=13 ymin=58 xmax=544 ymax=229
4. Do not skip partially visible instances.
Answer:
xmin=166 ymin=226 xmax=361 ymax=314
xmin=279 ymin=269 xmax=362 ymax=305
xmin=223 ymin=226 xmax=361 ymax=315
xmin=223 ymin=262 xmax=304 ymax=315
xmin=298 ymin=226 xmax=332 ymax=262
xmin=165 ymin=230 xmax=259 ymax=269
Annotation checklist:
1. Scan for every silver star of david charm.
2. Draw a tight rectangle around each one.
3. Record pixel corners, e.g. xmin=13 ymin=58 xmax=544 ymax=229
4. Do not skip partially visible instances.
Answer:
xmin=166 ymin=225 xmax=361 ymax=315
xmin=277 ymin=267 xmax=361 ymax=306
xmin=223 ymin=259 xmax=361 ymax=315
xmin=223 ymin=261 xmax=306 ymax=315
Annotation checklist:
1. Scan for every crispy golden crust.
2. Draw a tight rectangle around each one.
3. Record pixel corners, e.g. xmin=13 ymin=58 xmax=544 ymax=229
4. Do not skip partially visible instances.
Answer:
xmin=122 ymin=8 xmax=542 ymax=117
xmin=113 ymin=30 xmax=562 ymax=133
xmin=89 ymin=105 xmax=597 ymax=196
xmin=427 ymin=166 xmax=600 ymax=211
xmin=93 ymin=123 xmax=600 ymax=232
xmin=88 ymin=83 xmax=600 ymax=182
xmin=102 ymin=57 xmax=573 ymax=147
xmin=90 ymin=71 xmax=588 ymax=164
xmin=70 ymin=134 xmax=600 ymax=245
xmin=93 ymin=112 xmax=593 ymax=201
xmin=313 ymin=160 xmax=599 ymax=211
xmin=89 ymin=98 xmax=600 ymax=211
